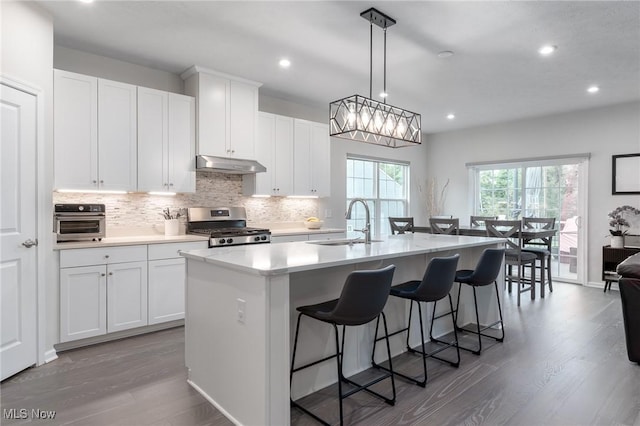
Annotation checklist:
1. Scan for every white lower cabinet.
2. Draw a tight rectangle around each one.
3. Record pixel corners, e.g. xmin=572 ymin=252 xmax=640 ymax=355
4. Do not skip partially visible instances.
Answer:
xmin=147 ymin=241 xmax=206 ymax=324
xmin=60 ymin=265 xmax=107 ymax=342
xmin=59 ymin=241 xmax=207 ymax=343
xmin=106 ymin=261 xmax=148 ymax=333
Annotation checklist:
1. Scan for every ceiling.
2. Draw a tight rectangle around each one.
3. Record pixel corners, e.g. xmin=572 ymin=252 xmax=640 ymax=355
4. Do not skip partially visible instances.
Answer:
xmin=37 ymin=1 xmax=640 ymax=134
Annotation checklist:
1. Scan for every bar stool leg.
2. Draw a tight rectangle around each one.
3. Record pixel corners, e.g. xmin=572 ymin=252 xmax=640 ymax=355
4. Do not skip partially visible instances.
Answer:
xmin=333 ymin=324 xmax=344 ymax=426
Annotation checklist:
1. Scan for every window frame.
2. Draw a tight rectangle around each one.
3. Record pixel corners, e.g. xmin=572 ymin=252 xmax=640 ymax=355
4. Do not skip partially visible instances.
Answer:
xmin=346 ymin=155 xmax=410 ymax=237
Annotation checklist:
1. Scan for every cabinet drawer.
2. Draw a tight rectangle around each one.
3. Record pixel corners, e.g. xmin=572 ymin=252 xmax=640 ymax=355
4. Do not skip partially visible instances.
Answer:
xmin=148 ymin=241 xmax=208 ymax=260
xmin=60 ymin=245 xmax=147 ymax=268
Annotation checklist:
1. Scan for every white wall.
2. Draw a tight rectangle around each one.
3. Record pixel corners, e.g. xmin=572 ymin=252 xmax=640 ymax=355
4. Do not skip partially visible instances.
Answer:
xmin=54 ymin=45 xmax=183 ymax=93
xmin=1 ymin=1 xmax=56 ymax=355
xmin=425 ymin=101 xmax=640 ymax=285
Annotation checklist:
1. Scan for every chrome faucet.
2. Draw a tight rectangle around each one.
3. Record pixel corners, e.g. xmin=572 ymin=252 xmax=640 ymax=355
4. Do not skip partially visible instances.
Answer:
xmin=345 ymin=198 xmax=371 ymax=244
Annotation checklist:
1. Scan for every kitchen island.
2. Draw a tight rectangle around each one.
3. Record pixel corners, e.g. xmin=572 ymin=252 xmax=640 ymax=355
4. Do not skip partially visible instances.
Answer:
xmin=181 ymin=233 xmax=504 ymax=425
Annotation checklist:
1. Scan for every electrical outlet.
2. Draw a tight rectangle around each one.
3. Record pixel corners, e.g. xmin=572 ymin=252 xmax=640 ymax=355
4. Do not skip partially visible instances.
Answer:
xmin=237 ymin=298 xmax=246 ymax=324
xmin=325 ymin=209 xmax=332 ymax=218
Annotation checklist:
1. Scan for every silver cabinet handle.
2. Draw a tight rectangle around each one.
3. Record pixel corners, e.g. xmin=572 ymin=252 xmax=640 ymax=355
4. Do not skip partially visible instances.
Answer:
xmin=92 ymin=180 xmax=97 ymax=184
xmin=105 ymin=255 xmax=110 ymax=259
xmin=108 ymin=272 xmax=113 ymax=276
xmin=22 ymin=238 xmax=38 ymax=248
xmin=169 ymin=183 xmax=174 ymax=187
xmin=101 ymin=273 xmax=106 ymax=277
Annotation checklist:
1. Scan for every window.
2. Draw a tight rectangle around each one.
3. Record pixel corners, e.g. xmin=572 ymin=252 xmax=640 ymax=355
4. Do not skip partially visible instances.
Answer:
xmin=346 ymin=157 xmax=409 ymax=237
xmin=469 ymin=155 xmax=588 ymax=283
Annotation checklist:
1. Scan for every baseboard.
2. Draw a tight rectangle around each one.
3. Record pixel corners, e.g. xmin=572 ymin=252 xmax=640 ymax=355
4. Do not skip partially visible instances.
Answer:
xmin=187 ymin=378 xmax=242 ymax=426
xmin=54 ymin=320 xmax=184 ymax=352
xmin=43 ymin=348 xmax=58 ymax=364
xmin=586 ymin=281 xmax=618 ymax=291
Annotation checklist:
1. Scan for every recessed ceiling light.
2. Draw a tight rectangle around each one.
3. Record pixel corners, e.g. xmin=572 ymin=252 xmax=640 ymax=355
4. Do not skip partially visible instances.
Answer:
xmin=538 ymin=45 xmax=557 ymax=56
xmin=78 ymin=0 xmax=94 ymax=3
xmin=437 ymin=51 xmax=454 ymax=59
xmin=279 ymin=58 xmax=291 ymax=68
xmin=587 ymin=85 xmax=600 ymax=94
xmin=446 ymin=114 xmax=455 ymax=120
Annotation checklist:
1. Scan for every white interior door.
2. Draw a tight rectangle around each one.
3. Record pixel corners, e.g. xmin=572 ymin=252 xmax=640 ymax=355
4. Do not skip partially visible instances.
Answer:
xmin=1 ymin=83 xmax=38 ymax=380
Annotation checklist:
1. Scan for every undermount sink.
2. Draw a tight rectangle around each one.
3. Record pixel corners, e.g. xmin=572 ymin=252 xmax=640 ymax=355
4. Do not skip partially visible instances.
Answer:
xmin=307 ymin=239 xmax=383 ymax=246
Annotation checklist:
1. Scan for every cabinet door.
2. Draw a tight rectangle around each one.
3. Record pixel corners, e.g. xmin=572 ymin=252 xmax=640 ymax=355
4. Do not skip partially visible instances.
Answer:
xmin=274 ymin=115 xmax=294 ymax=195
xmin=197 ymin=73 xmax=229 ymax=156
xmin=60 ymin=265 xmax=107 ymax=342
xmin=53 ymin=70 xmax=98 ymax=190
xmin=137 ymin=87 xmax=168 ymax=192
xmin=253 ymin=112 xmax=275 ymax=195
xmin=229 ymin=80 xmax=258 ymax=159
xmin=98 ymin=79 xmax=137 ymax=191
xmin=148 ymin=258 xmax=186 ymax=324
xmin=310 ymin=122 xmax=330 ymax=197
xmin=107 ymin=261 xmax=148 ymax=333
xmin=293 ymin=119 xmax=312 ymax=195
xmin=168 ymin=93 xmax=196 ymax=193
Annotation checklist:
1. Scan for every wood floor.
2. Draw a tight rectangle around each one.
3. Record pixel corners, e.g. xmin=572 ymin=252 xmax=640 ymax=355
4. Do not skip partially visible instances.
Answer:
xmin=2 ymin=282 xmax=639 ymax=426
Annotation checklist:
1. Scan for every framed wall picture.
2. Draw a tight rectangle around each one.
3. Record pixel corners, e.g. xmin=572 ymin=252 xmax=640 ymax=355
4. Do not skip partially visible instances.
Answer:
xmin=612 ymin=153 xmax=640 ymax=194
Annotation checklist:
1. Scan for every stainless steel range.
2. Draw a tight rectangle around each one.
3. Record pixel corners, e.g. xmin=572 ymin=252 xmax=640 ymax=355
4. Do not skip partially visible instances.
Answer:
xmin=186 ymin=207 xmax=270 ymax=247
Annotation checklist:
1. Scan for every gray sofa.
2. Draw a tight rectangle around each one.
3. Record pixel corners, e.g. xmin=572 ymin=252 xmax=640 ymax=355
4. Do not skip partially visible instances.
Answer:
xmin=617 ymin=252 xmax=640 ymax=364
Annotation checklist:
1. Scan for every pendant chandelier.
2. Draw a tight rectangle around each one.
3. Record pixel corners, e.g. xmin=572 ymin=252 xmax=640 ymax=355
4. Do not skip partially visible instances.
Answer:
xmin=329 ymin=8 xmax=421 ymax=148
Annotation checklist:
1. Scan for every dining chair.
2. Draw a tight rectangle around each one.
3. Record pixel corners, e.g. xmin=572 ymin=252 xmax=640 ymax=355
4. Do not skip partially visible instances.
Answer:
xmin=429 ymin=217 xmax=460 ymax=235
xmin=485 ymin=220 xmax=537 ymax=306
xmin=522 ymin=217 xmax=555 ymax=297
xmin=470 ymin=215 xmax=498 ymax=227
xmin=389 ymin=217 xmax=414 ymax=234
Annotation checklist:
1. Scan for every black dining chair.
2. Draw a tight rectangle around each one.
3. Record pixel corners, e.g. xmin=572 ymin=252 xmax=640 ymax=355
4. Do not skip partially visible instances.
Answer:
xmin=452 ymin=248 xmax=506 ymax=354
xmin=485 ymin=220 xmax=537 ymax=306
xmin=429 ymin=217 xmax=460 ymax=235
xmin=372 ymin=255 xmax=460 ymax=387
xmin=389 ymin=217 xmax=414 ymax=234
xmin=522 ymin=217 xmax=555 ymax=297
xmin=290 ymin=265 xmax=396 ymax=426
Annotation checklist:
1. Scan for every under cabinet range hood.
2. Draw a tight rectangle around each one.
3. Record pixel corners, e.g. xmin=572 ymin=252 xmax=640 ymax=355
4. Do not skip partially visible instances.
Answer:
xmin=195 ymin=155 xmax=266 ymax=174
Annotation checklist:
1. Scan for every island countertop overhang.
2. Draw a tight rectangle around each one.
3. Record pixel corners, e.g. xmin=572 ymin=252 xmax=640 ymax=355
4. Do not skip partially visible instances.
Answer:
xmin=180 ymin=234 xmax=503 ymax=276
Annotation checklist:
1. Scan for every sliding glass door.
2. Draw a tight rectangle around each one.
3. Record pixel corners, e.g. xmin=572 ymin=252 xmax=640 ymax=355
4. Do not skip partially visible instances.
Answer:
xmin=470 ymin=156 xmax=589 ymax=284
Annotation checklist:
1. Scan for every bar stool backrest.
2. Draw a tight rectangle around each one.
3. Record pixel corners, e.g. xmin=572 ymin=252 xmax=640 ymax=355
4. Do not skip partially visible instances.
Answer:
xmin=485 ymin=219 xmax=522 ymax=252
xmin=330 ymin=265 xmax=396 ymax=326
xmin=470 ymin=215 xmax=498 ymax=227
xmin=413 ymin=254 xmax=460 ymax=301
xmin=429 ymin=218 xmax=460 ymax=235
xmin=465 ymin=248 xmax=506 ymax=286
xmin=389 ymin=217 xmax=414 ymax=234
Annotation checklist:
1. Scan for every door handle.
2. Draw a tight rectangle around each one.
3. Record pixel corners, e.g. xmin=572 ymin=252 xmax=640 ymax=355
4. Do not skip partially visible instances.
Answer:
xmin=22 ymin=238 xmax=38 ymax=248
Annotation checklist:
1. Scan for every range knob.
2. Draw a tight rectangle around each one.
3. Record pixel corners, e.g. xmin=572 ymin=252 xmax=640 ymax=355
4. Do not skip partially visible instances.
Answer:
xmin=78 ymin=205 xmax=84 ymax=211
xmin=260 ymin=235 xmax=267 ymax=241
xmin=218 ymin=239 xmax=226 ymax=244
xmin=254 ymin=236 xmax=261 ymax=242
xmin=226 ymin=238 xmax=233 ymax=244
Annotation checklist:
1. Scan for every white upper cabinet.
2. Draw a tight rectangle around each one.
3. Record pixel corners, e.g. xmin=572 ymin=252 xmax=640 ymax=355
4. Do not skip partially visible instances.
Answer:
xmin=54 ymin=70 xmax=98 ymax=191
xmin=183 ymin=66 xmax=261 ymax=160
xmin=167 ymin=93 xmax=196 ymax=193
xmin=54 ymin=70 xmax=137 ymax=192
xmin=138 ymin=87 xmax=195 ymax=193
xmin=293 ymin=119 xmax=331 ymax=197
xmin=244 ymin=112 xmax=293 ymax=196
xmin=98 ymin=79 xmax=137 ymax=192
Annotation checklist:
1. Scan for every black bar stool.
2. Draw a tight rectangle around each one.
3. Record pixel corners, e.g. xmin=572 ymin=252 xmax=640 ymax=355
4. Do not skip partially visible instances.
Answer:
xmin=290 ymin=265 xmax=396 ymax=426
xmin=454 ymin=248 xmax=506 ymax=355
xmin=372 ymin=255 xmax=460 ymax=387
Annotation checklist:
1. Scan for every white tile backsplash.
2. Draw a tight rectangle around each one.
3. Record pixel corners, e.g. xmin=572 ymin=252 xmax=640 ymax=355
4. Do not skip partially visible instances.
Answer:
xmin=53 ymin=172 xmax=319 ymax=235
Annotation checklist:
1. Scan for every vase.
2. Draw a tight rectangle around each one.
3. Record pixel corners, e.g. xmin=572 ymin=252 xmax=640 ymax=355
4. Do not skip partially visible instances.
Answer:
xmin=611 ymin=235 xmax=624 ymax=248
xmin=164 ymin=219 xmax=180 ymax=236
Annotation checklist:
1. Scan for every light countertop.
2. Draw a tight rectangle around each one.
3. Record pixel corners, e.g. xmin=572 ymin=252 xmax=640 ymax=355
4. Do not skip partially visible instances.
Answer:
xmin=53 ymin=234 xmax=209 ymax=250
xmin=269 ymin=227 xmax=345 ymax=237
xmin=180 ymin=233 xmax=502 ymax=276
